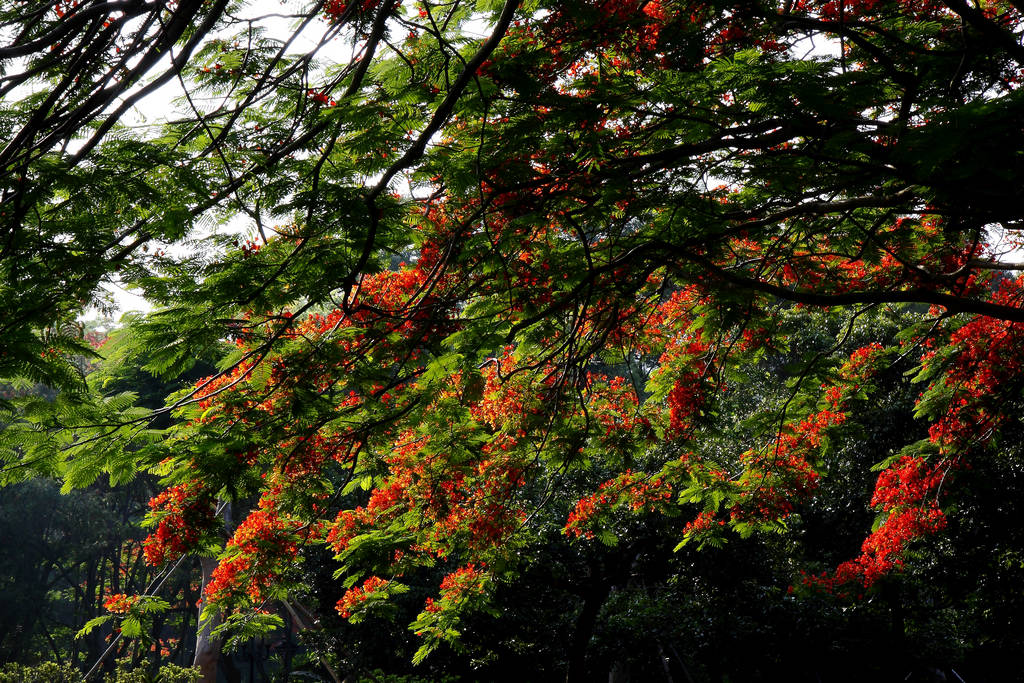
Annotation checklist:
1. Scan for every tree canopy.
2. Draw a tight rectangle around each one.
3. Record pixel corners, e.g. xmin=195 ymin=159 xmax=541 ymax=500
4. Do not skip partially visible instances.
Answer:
xmin=3 ymin=0 xmax=1024 ymax=679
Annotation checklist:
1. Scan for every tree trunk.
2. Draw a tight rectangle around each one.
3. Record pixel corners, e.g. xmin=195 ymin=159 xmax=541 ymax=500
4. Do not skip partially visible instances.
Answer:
xmin=565 ymin=582 xmax=612 ymax=683
xmin=193 ymin=555 xmax=222 ymax=683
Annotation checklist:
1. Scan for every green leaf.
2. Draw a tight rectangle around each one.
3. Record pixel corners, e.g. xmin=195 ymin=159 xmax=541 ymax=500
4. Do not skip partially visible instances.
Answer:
xmin=120 ymin=617 xmax=143 ymax=638
xmin=76 ymin=615 xmax=111 ymax=639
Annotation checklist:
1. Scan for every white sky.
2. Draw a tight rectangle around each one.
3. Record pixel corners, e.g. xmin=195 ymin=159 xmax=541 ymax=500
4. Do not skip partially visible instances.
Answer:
xmin=85 ymin=0 xmax=330 ymax=320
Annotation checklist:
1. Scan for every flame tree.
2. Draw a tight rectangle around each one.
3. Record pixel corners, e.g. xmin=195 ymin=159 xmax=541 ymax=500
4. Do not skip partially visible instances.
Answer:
xmin=4 ymin=0 xmax=1024 ymax=677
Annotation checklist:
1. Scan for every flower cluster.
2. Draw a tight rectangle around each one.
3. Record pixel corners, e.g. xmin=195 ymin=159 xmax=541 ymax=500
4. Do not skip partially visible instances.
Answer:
xmin=323 ymin=0 xmax=385 ymax=21
xmin=336 ymin=576 xmax=390 ymax=618
xmin=306 ymin=89 xmax=336 ymax=107
xmin=103 ymin=593 xmax=140 ymax=614
xmin=204 ymin=492 xmax=304 ymax=605
xmin=807 ymin=454 xmax=948 ymax=594
xmin=437 ymin=564 xmax=487 ymax=603
xmin=564 ymin=471 xmax=672 ymax=539
xmin=809 ymin=504 xmax=947 ymax=593
xmin=143 ymin=481 xmax=216 ymax=566
xmin=925 ymin=277 xmax=1024 ymax=452
xmin=678 ymin=509 xmax=729 ymax=547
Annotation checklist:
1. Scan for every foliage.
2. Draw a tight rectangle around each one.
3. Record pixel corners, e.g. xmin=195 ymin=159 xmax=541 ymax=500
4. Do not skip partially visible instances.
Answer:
xmin=0 ymin=476 xmax=204 ymax=672
xmin=0 ymin=658 xmax=198 ymax=683
xmin=104 ymin=658 xmax=201 ymax=683
xmin=0 ymin=661 xmax=79 ymax=683
xmin=4 ymin=0 xmax=1024 ymax=679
